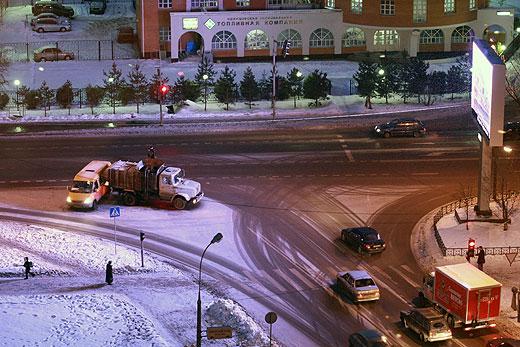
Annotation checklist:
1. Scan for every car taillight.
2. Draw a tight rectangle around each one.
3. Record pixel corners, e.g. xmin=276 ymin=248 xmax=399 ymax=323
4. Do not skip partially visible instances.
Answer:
xmin=364 ymin=244 xmax=371 ymax=248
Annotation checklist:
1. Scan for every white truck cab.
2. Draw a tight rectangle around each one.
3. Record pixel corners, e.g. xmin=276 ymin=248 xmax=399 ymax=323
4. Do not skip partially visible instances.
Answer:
xmin=158 ymin=166 xmax=203 ymax=209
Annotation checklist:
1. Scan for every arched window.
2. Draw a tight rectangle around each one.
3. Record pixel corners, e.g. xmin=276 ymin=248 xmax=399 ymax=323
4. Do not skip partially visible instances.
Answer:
xmin=420 ymin=29 xmax=444 ymax=44
xmin=342 ymin=27 xmax=365 ymax=47
xmin=212 ymin=31 xmax=237 ymax=49
xmin=277 ymin=29 xmax=302 ymax=48
xmin=245 ymin=29 xmax=269 ymax=50
xmin=451 ymin=26 xmax=474 ymax=44
xmin=309 ymin=28 xmax=334 ymax=48
xmin=373 ymin=30 xmax=399 ymax=45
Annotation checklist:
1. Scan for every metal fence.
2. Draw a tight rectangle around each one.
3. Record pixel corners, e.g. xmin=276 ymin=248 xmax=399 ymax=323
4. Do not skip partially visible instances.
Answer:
xmin=433 ymin=195 xmax=520 ymax=257
xmin=1 ymin=39 xmax=137 ymax=62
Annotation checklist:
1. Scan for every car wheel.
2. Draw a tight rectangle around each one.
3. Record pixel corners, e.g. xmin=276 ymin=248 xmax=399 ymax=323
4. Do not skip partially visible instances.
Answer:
xmin=39 ymin=58 xmax=46 ymax=62
xmin=60 ymin=27 xmax=66 ymax=32
xmin=383 ymin=132 xmax=391 ymax=138
xmin=122 ymin=192 xmax=137 ymax=206
xmin=173 ymin=196 xmax=187 ymax=210
xmin=403 ymin=319 xmax=408 ymax=328
xmin=420 ymin=333 xmax=426 ymax=342
xmin=413 ymin=131 xmax=419 ymax=137
xmin=64 ymin=55 xmax=71 ymax=60
xmin=37 ymin=28 xmax=44 ymax=33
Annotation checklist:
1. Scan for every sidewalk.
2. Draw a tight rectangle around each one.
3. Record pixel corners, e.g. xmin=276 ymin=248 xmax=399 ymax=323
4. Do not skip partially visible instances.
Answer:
xmin=412 ymin=202 xmax=520 ymax=338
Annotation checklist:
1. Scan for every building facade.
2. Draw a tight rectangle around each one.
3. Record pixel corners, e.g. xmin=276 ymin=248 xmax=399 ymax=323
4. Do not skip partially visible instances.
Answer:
xmin=135 ymin=0 xmax=515 ymax=61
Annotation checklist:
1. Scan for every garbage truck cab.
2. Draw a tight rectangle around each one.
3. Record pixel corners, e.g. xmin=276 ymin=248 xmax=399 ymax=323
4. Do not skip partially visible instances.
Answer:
xmin=67 ymin=160 xmax=111 ymax=210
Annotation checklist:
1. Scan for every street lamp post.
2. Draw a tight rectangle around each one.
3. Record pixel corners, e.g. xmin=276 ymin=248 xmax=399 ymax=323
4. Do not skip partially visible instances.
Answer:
xmin=196 ymin=232 xmax=223 ymax=347
xmin=14 ymin=79 xmax=20 ymax=111
xmin=202 ymin=74 xmax=208 ymax=111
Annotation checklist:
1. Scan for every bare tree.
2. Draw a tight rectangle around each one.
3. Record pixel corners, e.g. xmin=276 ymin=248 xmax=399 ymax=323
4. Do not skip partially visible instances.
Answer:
xmin=495 ymin=153 xmax=520 ymax=230
xmin=0 ymin=48 xmax=8 ymax=88
xmin=457 ymin=184 xmax=473 ymax=230
xmin=505 ymin=56 xmax=520 ymax=109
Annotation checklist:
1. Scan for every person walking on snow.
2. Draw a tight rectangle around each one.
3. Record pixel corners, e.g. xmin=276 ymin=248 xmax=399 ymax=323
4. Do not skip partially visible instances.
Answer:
xmin=105 ymin=261 xmax=113 ymax=285
xmin=477 ymin=246 xmax=486 ymax=271
xmin=23 ymin=257 xmax=35 ymax=279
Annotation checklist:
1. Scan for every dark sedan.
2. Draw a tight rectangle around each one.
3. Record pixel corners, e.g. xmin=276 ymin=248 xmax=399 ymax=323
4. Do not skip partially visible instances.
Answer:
xmin=340 ymin=227 xmax=386 ymax=254
xmin=349 ymin=329 xmax=389 ymax=346
xmin=374 ymin=118 xmax=426 ymax=138
xmin=487 ymin=338 xmax=520 ymax=347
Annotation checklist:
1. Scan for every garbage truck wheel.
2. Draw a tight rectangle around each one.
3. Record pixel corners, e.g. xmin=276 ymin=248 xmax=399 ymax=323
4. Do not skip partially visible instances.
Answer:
xmin=122 ymin=192 xmax=136 ymax=206
xmin=173 ymin=196 xmax=187 ymax=210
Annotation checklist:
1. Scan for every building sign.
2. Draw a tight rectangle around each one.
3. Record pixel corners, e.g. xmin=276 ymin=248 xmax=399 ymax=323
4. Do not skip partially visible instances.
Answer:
xmin=204 ymin=18 xmax=215 ymax=29
xmin=200 ymin=15 xmax=304 ymax=29
xmin=183 ymin=18 xmax=198 ymax=30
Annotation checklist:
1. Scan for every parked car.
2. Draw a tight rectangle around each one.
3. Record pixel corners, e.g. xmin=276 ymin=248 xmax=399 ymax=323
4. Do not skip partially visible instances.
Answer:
xmin=336 ymin=270 xmax=380 ymax=302
xmin=374 ymin=118 xmax=426 ymax=138
xmin=30 ymin=13 xmax=69 ymax=26
xmin=32 ymin=1 xmax=74 ymax=18
xmin=89 ymin=0 xmax=107 ymax=14
xmin=32 ymin=17 xmax=71 ymax=33
xmin=503 ymin=121 xmax=520 ymax=141
xmin=340 ymin=227 xmax=386 ymax=254
xmin=33 ymin=46 xmax=74 ymax=62
xmin=487 ymin=338 xmax=520 ymax=347
xmin=400 ymin=307 xmax=452 ymax=343
xmin=348 ymin=329 xmax=389 ymax=347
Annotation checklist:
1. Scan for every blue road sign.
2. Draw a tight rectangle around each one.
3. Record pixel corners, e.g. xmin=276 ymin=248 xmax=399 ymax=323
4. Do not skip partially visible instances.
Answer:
xmin=109 ymin=206 xmax=121 ymax=218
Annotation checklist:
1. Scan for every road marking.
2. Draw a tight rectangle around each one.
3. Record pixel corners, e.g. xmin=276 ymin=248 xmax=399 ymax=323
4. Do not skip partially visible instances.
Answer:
xmin=273 ymin=268 xmax=304 ymax=291
xmin=411 ymin=172 xmax=439 ymax=176
xmin=390 ymin=265 xmax=420 ymax=288
xmin=337 ymin=135 xmax=355 ymax=162
xmin=289 ymin=267 xmax=322 ymax=289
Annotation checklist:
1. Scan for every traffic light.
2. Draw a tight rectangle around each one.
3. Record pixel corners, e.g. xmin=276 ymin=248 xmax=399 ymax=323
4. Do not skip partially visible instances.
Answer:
xmin=159 ymin=84 xmax=170 ymax=98
xmin=467 ymin=238 xmax=475 ymax=257
xmin=282 ymin=39 xmax=291 ymax=58
xmin=140 ymin=232 xmax=145 ymax=242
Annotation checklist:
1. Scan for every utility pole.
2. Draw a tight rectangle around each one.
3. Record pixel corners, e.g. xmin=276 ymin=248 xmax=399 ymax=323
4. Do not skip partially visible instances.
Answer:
xmin=157 ymin=67 xmax=163 ymax=126
xmin=271 ymin=42 xmax=277 ymax=120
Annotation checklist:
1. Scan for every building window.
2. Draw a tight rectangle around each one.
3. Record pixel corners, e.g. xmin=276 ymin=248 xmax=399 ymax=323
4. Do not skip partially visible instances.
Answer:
xmin=469 ymin=0 xmax=476 ymax=10
xmin=268 ymin=0 xmax=313 ymax=6
xmin=277 ymin=29 xmax=302 ymax=48
xmin=212 ymin=31 xmax=237 ymax=49
xmin=419 ymin=29 xmax=443 ymax=44
xmin=380 ymin=0 xmax=395 ymax=15
xmin=374 ymin=30 xmax=399 ymax=45
xmin=413 ymin=0 xmax=427 ymax=23
xmin=245 ymin=29 xmax=269 ymax=50
xmin=158 ymin=0 xmax=172 ymax=8
xmin=351 ymin=0 xmax=362 ymax=14
xmin=342 ymin=27 xmax=365 ymax=47
xmin=451 ymin=25 xmax=474 ymax=43
xmin=191 ymin=0 xmax=218 ymax=9
xmin=309 ymin=28 xmax=334 ymax=48
xmin=236 ymin=0 xmax=250 ymax=6
xmin=444 ymin=0 xmax=455 ymax=13
xmin=159 ymin=27 xmax=171 ymax=42
xmin=326 ymin=0 xmax=334 ymax=8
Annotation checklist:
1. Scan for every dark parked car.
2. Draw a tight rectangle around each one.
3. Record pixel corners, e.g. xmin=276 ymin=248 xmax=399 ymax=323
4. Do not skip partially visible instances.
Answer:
xmin=340 ymin=227 xmax=386 ymax=254
xmin=32 ymin=1 xmax=74 ymax=18
xmin=487 ymin=338 xmax=520 ymax=347
xmin=89 ymin=0 xmax=107 ymax=15
xmin=349 ymin=329 xmax=389 ymax=346
xmin=503 ymin=121 xmax=520 ymax=141
xmin=374 ymin=118 xmax=426 ymax=138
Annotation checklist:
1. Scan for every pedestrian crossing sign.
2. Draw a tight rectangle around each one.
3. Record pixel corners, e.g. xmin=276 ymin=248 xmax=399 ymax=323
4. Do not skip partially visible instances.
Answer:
xmin=109 ymin=206 xmax=121 ymax=218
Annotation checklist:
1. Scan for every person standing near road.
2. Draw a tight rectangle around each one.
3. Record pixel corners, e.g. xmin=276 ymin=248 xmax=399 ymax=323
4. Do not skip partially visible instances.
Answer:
xmin=23 ymin=257 xmax=35 ymax=279
xmin=477 ymin=246 xmax=486 ymax=271
xmin=105 ymin=261 xmax=113 ymax=285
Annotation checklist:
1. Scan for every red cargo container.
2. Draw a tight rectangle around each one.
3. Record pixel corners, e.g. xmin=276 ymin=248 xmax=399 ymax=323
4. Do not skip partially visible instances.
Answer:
xmin=428 ymin=263 xmax=501 ymax=330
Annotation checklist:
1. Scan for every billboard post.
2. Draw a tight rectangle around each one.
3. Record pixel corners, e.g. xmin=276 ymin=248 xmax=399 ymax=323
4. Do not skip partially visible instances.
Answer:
xmin=471 ymin=39 xmax=505 ymax=216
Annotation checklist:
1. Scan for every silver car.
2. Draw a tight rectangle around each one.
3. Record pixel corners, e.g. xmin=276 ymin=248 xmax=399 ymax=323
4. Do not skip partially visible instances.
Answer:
xmin=337 ymin=270 xmax=380 ymax=302
xmin=32 ymin=17 xmax=71 ymax=33
xmin=30 ymin=13 xmax=69 ymax=26
xmin=400 ymin=307 xmax=452 ymax=342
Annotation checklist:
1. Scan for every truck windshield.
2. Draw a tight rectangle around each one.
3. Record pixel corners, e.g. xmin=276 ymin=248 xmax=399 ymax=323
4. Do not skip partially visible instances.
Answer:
xmin=70 ymin=180 xmax=93 ymax=193
xmin=355 ymin=278 xmax=375 ymax=287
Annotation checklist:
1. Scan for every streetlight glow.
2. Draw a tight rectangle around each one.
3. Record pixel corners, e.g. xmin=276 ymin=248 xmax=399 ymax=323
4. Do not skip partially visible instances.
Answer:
xmin=14 ymin=80 xmax=20 ymax=86
xmin=378 ymin=69 xmax=385 ymax=76
xmin=503 ymin=146 xmax=513 ymax=153
xmin=296 ymin=71 xmax=302 ymax=78
xmin=202 ymin=74 xmax=208 ymax=80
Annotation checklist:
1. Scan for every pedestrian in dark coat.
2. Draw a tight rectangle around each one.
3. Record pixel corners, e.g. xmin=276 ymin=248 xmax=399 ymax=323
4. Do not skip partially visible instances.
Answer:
xmin=105 ymin=261 xmax=113 ymax=285
xmin=23 ymin=257 xmax=35 ymax=279
xmin=477 ymin=246 xmax=486 ymax=271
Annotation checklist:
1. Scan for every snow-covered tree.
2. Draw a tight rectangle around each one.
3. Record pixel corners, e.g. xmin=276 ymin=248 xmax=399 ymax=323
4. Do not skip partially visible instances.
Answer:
xmin=214 ymin=66 xmax=238 ymax=110
xmin=102 ymin=62 xmax=125 ymax=114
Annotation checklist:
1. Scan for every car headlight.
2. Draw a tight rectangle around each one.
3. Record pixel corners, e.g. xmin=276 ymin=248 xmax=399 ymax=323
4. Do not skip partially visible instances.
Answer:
xmin=376 ymin=128 xmax=381 ymax=132
xmin=66 ymin=196 xmax=72 ymax=203
xmin=84 ymin=197 xmax=93 ymax=204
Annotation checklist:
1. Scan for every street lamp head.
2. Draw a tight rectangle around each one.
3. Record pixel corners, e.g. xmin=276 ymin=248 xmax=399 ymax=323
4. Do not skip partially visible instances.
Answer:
xmin=108 ymin=77 xmax=114 ymax=83
xmin=202 ymin=74 xmax=208 ymax=80
xmin=211 ymin=232 xmax=223 ymax=244
xmin=504 ymin=146 xmax=513 ymax=153
xmin=296 ymin=71 xmax=302 ymax=78
xmin=38 ymin=66 xmax=44 ymax=72
xmin=378 ymin=69 xmax=385 ymax=76
xmin=14 ymin=79 xmax=20 ymax=86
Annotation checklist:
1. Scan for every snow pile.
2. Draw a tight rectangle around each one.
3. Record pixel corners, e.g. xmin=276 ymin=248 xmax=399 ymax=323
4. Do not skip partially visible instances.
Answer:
xmin=0 ymin=221 xmax=180 ymax=277
xmin=206 ymin=298 xmax=277 ymax=347
xmin=0 ymin=293 xmax=168 ymax=346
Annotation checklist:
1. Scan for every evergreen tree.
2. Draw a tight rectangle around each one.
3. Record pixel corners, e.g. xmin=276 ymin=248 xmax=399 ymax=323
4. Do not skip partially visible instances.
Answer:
xmin=0 ymin=92 xmax=8 ymax=110
xmin=286 ymin=68 xmax=304 ymax=108
xmin=102 ymin=62 xmax=125 ymax=114
xmin=194 ymin=57 xmax=216 ymax=111
xmin=258 ymin=71 xmax=272 ymax=100
xmin=173 ymin=75 xmax=200 ymax=106
xmin=375 ymin=60 xmax=400 ymax=104
xmin=149 ymin=70 xmax=169 ymax=104
xmin=446 ymin=65 xmax=465 ymax=100
xmin=428 ymin=71 xmax=447 ymax=97
xmin=303 ymin=69 xmax=330 ymax=107
xmin=239 ymin=66 xmax=259 ymax=109
xmin=353 ymin=61 xmax=378 ymax=109
xmin=38 ymin=81 xmax=54 ymax=116
xmin=214 ymin=66 xmax=238 ymax=110
xmin=0 ymin=49 xmax=8 ymax=88
xmin=25 ymin=90 xmax=41 ymax=110
xmin=56 ymin=80 xmax=74 ymax=114
xmin=17 ymin=85 xmax=30 ymax=111
xmin=127 ymin=64 xmax=148 ymax=113
xmin=276 ymin=76 xmax=290 ymax=101
xmin=85 ymin=84 xmax=105 ymax=114
xmin=455 ymin=54 xmax=472 ymax=94
xmin=407 ymin=57 xmax=429 ymax=103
